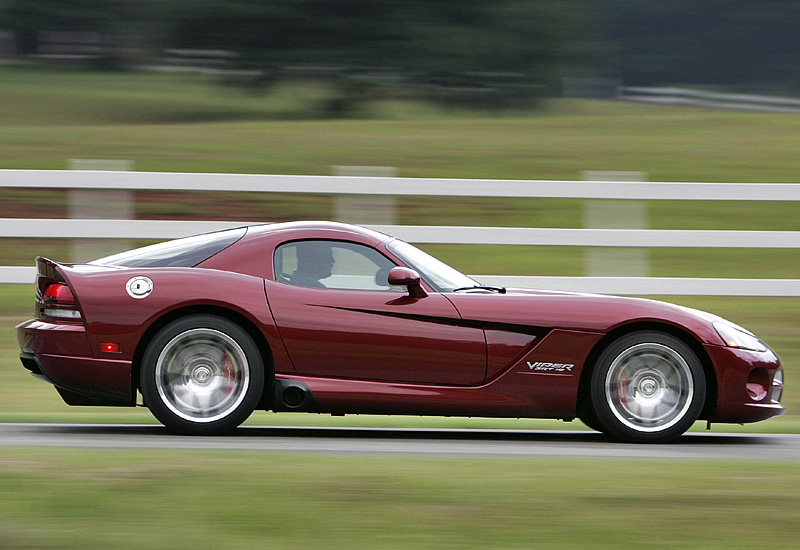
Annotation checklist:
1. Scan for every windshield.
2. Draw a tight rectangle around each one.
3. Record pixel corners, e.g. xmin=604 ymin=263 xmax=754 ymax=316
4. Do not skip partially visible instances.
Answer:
xmin=90 ymin=227 xmax=246 ymax=268
xmin=386 ymin=239 xmax=478 ymax=292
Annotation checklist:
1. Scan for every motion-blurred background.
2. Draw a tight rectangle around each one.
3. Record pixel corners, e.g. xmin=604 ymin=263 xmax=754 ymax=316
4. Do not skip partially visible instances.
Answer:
xmin=1 ymin=3 xmax=799 ymax=548
xmin=1 ymin=0 xmax=798 ymax=422
xmin=5 ymin=1 xmax=800 ymax=101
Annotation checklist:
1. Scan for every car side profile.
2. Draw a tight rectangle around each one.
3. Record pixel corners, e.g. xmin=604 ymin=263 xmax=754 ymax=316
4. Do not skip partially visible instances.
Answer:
xmin=16 ymin=221 xmax=785 ymax=442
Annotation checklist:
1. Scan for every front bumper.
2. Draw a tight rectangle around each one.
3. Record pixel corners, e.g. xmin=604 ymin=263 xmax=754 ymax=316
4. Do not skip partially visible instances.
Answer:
xmin=704 ymin=343 xmax=786 ymax=424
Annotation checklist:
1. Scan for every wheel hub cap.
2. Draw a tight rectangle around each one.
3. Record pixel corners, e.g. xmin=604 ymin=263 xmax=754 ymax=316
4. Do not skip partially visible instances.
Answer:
xmin=155 ymin=328 xmax=250 ymax=423
xmin=605 ymin=342 xmax=694 ymax=432
xmin=637 ymin=375 xmax=660 ymax=397
xmin=191 ymin=365 xmax=212 ymax=385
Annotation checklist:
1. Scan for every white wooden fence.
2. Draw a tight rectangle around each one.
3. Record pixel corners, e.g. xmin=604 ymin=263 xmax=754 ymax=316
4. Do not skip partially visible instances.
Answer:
xmin=2 ymin=170 xmax=799 ymax=296
xmin=620 ymin=86 xmax=800 ymax=114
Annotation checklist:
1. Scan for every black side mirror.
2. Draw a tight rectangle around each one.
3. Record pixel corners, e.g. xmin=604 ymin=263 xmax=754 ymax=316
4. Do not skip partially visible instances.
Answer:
xmin=387 ymin=267 xmax=428 ymax=299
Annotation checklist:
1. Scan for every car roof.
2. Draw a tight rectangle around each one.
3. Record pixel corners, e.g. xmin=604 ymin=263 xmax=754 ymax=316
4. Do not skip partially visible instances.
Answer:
xmin=195 ymin=221 xmax=395 ymax=278
xmin=243 ymin=221 xmax=392 ymax=243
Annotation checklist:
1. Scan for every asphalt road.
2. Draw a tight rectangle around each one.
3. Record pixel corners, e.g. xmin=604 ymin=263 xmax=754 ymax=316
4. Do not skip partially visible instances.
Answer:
xmin=1 ymin=423 xmax=798 ymax=460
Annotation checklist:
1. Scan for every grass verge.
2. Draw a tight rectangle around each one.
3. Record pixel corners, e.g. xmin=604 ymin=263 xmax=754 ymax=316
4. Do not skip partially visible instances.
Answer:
xmin=4 ymin=63 xmax=800 ymax=182
xmin=0 ymin=449 xmax=799 ymax=549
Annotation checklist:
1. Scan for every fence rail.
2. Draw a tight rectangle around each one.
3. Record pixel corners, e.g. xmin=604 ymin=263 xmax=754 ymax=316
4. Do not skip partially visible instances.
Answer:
xmin=620 ymin=86 xmax=800 ymax=114
xmin=1 ymin=219 xmax=798 ymax=249
xmin=3 ymin=169 xmax=800 ymax=200
xmin=1 ymin=170 xmax=798 ymax=296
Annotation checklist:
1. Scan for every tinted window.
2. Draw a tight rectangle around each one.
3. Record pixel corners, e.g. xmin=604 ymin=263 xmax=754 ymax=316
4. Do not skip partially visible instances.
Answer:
xmin=90 ymin=227 xmax=247 ymax=268
xmin=275 ymin=240 xmax=398 ymax=291
xmin=386 ymin=239 xmax=477 ymax=292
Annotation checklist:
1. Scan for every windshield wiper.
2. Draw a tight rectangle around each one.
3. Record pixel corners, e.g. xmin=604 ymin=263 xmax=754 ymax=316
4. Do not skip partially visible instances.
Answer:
xmin=452 ymin=285 xmax=507 ymax=294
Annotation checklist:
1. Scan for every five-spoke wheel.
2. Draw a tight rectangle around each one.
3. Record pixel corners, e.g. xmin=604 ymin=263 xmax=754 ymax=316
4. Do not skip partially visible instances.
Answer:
xmin=589 ymin=331 xmax=705 ymax=443
xmin=141 ymin=315 xmax=265 ymax=434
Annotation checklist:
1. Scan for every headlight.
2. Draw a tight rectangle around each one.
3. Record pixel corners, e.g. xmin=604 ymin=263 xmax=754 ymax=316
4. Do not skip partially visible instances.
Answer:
xmin=713 ymin=321 xmax=767 ymax=352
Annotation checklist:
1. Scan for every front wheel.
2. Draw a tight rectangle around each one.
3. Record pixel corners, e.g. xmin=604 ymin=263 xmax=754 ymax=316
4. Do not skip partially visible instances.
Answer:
xmin=589 ymin=331 xmax=706 ymax=443
xmin=140 ymin=315 xmax=265 ymax=435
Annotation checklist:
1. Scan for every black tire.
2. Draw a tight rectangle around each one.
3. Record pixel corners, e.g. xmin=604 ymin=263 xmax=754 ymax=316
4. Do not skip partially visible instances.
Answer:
xmin=578 ymin=409 xmax=605 ymax=433
xmin=589 ymin=331 xmax=706 ymax=443
xmin=140 ymin=314 xmax=265 ymax=435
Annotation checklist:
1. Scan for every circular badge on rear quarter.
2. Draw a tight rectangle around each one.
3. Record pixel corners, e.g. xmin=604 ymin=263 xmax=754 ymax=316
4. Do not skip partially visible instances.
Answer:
xmin=126 ymin=276 xmax=153 ymax=299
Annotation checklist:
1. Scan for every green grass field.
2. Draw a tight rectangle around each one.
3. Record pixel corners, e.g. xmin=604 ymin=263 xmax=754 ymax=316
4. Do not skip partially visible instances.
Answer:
xmin=1 ymin=449 xmax=799 ymax=550
xmin=3 ymin=61 xmax=800 ymax=182
xmin=2 ymin=62 xmax=800 ymax=182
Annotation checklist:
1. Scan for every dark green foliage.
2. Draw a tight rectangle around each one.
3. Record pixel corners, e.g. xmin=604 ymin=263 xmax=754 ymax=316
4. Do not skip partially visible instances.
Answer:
xmin=2 ymin=0 xmax=591 ymax=108
xmin=597 ymin=0 xmax=800 ymax=91
xmin=6 ymin=1 xmax=800 ymax=101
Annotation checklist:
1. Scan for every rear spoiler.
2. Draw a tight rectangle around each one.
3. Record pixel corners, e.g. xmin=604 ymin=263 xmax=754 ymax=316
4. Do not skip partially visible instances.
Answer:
xmin=35 ymin=257 xmax=69 ymax=295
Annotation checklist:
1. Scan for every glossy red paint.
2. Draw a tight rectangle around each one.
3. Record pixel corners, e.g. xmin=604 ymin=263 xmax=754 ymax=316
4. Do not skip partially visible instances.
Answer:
xmin=704 ymin=344 xmax=785 ymax=423
xmin=273 ymin=329 xmax=601 ymax=418
xmin=445 ymin=290 xmax=725 ymax=346
xmin=484 ymin=329 xmax=540 ymax=381
xmin=16 ymin=221 xmax=785 ymax=438
xmin=266 ymin=280 xmax=486 ymax=385
xmin=18 ymin=259 xmax=290 ymax=403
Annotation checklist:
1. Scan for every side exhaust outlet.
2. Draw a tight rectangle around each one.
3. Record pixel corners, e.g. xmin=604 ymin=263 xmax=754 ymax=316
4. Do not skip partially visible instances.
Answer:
xmin=272 ymin=380 xmax=317 ymax=412
xmin=282 ymin=385 xmax=306 ymax=408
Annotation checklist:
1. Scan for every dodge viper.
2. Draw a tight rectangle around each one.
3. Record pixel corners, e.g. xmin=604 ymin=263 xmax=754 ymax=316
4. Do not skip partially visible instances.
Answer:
xmin=16 ymin=221 xmax=785 ymax=442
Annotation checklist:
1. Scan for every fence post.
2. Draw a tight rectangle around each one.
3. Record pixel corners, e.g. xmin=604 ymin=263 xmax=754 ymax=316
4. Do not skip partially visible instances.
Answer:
xmin=583 ymin=171 xmax=649 ymax=277
xmin=68 ymin=159 xmax=134 ymax=262
xmin=332 ymin=166 xmax=398 ymax=224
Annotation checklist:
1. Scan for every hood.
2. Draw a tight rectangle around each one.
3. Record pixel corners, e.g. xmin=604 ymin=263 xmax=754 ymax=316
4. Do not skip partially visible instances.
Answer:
xmin=446 ymin=290 xmax=725 ymax=345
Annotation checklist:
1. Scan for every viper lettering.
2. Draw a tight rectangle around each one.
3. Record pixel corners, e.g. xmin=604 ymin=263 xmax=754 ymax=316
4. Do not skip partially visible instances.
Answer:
xmin=527 ymin=361 xmax=574 ymax=373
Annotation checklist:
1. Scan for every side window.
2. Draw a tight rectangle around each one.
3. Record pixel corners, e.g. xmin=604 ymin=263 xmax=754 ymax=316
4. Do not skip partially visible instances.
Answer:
xmin=275 ymin=240 xmax=399 ymax=291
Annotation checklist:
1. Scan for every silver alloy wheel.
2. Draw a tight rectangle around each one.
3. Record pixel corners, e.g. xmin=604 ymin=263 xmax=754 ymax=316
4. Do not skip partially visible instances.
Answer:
xmin=604 ymin=342 xmax=694 ymax=432
xmin=155 ymin=328 xmax=250 ymax=423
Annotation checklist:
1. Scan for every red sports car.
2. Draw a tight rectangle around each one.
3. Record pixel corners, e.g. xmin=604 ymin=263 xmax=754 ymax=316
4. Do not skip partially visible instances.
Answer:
xmin=16 ymin=221 xmax=785 ymax=442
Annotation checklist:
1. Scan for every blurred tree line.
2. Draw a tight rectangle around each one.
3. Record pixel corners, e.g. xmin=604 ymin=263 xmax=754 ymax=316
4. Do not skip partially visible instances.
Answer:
xmin=3 ymin=0 xmax=588 ymax=108
xmin=3 ymin=0 xmax=800 ymax=106
xmin=597 ymin=0 xmax=800 ymax=93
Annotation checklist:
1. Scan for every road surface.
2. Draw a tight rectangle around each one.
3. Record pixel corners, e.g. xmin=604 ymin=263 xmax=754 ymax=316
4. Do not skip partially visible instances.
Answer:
xmin=1 ymin=423 xmax=798 ymax=460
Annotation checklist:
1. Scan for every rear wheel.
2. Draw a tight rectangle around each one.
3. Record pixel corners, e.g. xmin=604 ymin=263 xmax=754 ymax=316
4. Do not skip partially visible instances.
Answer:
xmin=140 ymin=315 xmax=265 ymax=435
xmin=589 ymin=331 xmax=705 ymax=443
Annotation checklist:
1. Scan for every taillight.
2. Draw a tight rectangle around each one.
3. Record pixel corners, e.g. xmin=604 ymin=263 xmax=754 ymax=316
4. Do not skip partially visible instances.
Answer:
xmin=44 ymin=283 xmax=76 ymax=304
xmin=40 ymin=282 xmax=82 ymax=320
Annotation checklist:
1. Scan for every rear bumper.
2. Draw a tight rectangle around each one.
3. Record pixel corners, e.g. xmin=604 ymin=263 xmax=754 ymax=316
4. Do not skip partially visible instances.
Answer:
xmin=16 ymin=319 xmax=134 ymax=405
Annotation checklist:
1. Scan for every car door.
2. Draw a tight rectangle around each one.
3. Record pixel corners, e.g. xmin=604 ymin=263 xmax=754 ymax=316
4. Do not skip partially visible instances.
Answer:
xmin=267 ymin=239 xmax=486 ymax=385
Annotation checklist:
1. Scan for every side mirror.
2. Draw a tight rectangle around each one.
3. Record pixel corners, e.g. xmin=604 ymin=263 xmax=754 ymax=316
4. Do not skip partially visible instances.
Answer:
xmin=387 ymin=266 xmax=428 ymax=299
